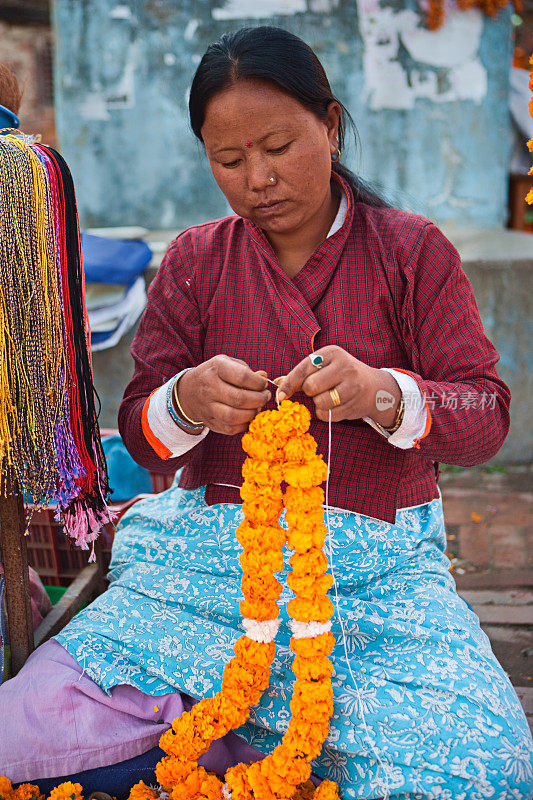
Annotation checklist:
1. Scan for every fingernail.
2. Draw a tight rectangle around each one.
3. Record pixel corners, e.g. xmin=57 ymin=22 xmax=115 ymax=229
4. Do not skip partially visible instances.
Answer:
xmin=277 ymin=390 xmax=286 ymax=403
xmin=256 ymin=370 xmax=268 ymax=378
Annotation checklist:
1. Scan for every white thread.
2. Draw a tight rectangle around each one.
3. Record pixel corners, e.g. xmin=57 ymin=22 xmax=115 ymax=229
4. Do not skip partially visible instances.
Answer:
xmin=222 ymin=783 xmax=232 ymax=799
xmin=324 ymin=409 xmax=391 ymax=800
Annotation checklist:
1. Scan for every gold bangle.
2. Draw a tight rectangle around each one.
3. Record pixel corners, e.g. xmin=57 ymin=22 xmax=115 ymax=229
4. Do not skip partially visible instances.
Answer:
xmin=172 ymin=373 xmax=204 ymax=428
xmin=384 ymin=395 xmax=405 ymax=433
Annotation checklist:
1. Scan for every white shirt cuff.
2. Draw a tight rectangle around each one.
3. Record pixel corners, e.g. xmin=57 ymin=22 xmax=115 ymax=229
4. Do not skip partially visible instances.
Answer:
xmin=146 ymin=376 xmax=209 ymax=458
xmin=363 ymin=368 xmax=428 ymax=450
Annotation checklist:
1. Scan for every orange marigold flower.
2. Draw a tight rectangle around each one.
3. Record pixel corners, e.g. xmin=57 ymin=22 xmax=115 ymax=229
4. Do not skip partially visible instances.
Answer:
xmin=240 ymin=596 xmax=279 ymax=621
xmin=286 ymin=526 xmax=327 ymax=555
xmin=245 ymin=761 xmax=273 ymax=800
xmin=209 ymin=692 xmax=250 ymax=730
xmin=426 ymin=0 xmax=445 ymax=30
xmin=240 ymin=482 xmax=283 ymax=504
xmin=283 ymin=486 xmax=324 ymax=513
xmin=293 ymin=678 xmax=333 ymax=706
xmin=263 ymin=745 xmax=312 ymax=787
xmin=242 ymin=460 xmax=283 ymax=486
xmin=289 ymin=548 xmax=328 ymax=577
xmin=241 ymin=548 xmax=285 ymax=575
xmin=248 ymin=408 xmax=283 ymax=438
xmin=284 ymin=720 xmax=330 ymax=759
xmin=292 ymin=654 xmax=333 ymax=681
xmin=242 ymin=572 xmax=282 ymax=601
xmin=156 ymin=756 xmax=197 ymax=788
xmin=234 ymin=636 xmax=276 ymax=669
xmin=285 ymin=508 xmax=325 ymax=532
xmin=225 ymin=763 xmax=254 ymax=800
xmin=312 ymin=781 xmax=340 ymax=800
xmin=14 ymin=786 xmax=43 ymax=800
xmin=0 ymin=778 xmax=13 ymax=800
xmin=161 ymin=721 xmax=207 ymax=760
xmin=287 ymin=572 xmax=333 ymax=599
xmin=48 ymin=783 xmax=83 ymax=800
xmin=241 ymin=433 xmax=283 ymax=462
xmin=287 ymin=595 xmax=334 ymax=623
xmin=526 ymin=188 xmax=533 ymax=205
xmin=283 ymin=434 xmax=317 ymax=463
xmin=290 ymin=632 xmax=335 ymax=658
xmin=283 ymin=457 xmax=328 ymax=489
xmin=241 ymin=497 xmax=283 ymax=526
xmin=527 ymin=138 xmax=533 ymax=152
xmin=290 ymin=691 xmax=334 ymax=723
xmin=236 ymin=521 xmax=286 ymax=553
xmin=127 ymin=781 xmax=160 ymax=800
xmin=222 ymin=660 xmax=270 ymax=701
xmin=275 ymin=400 xmax=311 ymax=436
xmin=169 ymin=766 xmax=223 ymax=800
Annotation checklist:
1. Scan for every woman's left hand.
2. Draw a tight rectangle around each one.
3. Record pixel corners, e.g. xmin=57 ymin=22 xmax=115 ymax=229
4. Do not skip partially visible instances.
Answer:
xmin=275 ymin=345 xmax=401 ymax=426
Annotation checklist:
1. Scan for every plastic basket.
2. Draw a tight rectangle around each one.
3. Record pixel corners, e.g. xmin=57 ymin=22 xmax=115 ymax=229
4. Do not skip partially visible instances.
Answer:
xmin=26 ymin=469 xmax=175 ymax=586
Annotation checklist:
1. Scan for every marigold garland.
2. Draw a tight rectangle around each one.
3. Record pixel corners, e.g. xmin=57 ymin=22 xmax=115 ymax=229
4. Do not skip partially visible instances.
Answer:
xmin=153 ymin=400 xmax=339 ymax=799
xmin=526 ymin=54 xmax=533 ymax=206
xmin=1 ymin=400 xmax=340 ymax=800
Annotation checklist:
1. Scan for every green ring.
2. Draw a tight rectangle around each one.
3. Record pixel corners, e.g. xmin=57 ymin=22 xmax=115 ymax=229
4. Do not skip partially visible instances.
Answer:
xmin=309 ymin=353 xmax=323 ymax=367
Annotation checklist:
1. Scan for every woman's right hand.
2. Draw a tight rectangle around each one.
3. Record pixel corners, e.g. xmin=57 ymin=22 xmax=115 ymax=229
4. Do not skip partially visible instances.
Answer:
xmin=176 ymin=356 xmax=271 ymax=435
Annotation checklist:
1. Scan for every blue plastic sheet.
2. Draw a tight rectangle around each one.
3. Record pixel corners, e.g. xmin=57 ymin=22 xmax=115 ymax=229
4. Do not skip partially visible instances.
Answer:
xmin=81 ymin=234 xmax=152 ymax=286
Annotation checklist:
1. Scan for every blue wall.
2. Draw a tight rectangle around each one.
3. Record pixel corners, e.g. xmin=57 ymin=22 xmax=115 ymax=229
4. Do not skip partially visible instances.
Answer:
xmin=53 ymin=0 xmax=514 ymax=230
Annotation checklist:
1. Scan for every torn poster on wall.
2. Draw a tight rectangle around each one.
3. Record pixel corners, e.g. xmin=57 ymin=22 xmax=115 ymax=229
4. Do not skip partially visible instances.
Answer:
xmin=356 ymin=2 xmax=487 ymax=110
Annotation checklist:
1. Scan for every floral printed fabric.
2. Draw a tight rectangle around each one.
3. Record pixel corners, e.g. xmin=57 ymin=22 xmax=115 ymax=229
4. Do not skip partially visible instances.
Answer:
xmin=56 ymin=480 xmax=533 ymax=799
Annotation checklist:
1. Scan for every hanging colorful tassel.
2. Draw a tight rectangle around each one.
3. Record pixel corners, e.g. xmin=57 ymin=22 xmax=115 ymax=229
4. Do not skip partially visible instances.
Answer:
xmin=0 ymin=131 xmax=114 ymax=551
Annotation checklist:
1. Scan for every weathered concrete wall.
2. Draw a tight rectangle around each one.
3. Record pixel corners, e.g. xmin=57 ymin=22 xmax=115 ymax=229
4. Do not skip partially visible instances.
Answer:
xmin=53 ymin=0 xmax=514 ymax=229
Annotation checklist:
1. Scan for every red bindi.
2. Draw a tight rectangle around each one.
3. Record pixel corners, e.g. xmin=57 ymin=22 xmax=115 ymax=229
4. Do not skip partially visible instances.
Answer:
xmin=245 ymin=141 xmax=253 ymax=148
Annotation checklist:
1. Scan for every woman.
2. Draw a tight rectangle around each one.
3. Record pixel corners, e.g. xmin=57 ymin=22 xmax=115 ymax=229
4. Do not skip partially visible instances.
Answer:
xmin=2 ymin=26 xmax=532 ymax=800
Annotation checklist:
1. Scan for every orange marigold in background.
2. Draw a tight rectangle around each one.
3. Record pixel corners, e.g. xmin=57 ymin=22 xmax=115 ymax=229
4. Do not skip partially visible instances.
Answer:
xmin=527 ymin=55 xmax=533 ymax=205
xmin=526 ymin=55 xmax=533 ymax=206
xmin=426 ymin=0 xmax=521 ymax=30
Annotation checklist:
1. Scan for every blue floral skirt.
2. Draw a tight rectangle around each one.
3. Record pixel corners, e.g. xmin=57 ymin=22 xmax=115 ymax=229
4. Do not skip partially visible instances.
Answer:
xmin=56 ymin=481 xmax=533 ymax=799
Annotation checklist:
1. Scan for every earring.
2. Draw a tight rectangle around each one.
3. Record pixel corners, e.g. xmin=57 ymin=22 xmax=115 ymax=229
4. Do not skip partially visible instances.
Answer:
xmin=331 ymin=148 xmax=341 ymax=162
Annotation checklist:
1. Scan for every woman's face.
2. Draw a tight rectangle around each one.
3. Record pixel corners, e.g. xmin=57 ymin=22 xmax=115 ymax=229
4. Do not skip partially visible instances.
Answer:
xmin=201 ymin=79 xmax=341 ymax=238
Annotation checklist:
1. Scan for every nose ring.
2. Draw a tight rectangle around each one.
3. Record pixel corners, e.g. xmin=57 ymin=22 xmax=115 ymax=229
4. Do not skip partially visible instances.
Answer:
xmin=269 ymin=177 xmax=276 ymax=184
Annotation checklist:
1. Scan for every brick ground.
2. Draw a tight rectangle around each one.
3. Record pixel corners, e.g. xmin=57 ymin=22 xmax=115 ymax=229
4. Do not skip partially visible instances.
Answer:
xmin=440 ymin=467 xmax=533 ymax=572
xmin=439 ymin=466 xmax=532 ymax=729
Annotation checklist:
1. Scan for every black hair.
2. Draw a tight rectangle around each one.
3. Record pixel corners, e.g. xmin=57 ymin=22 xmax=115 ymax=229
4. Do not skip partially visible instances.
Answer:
xmin=189 ymin=26 xmax=388 ymax=208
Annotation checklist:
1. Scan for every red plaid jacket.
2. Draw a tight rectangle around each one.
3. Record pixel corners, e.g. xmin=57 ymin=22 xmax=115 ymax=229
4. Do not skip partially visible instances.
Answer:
xmin=118 ymin=177 xmax=510 ymax=522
